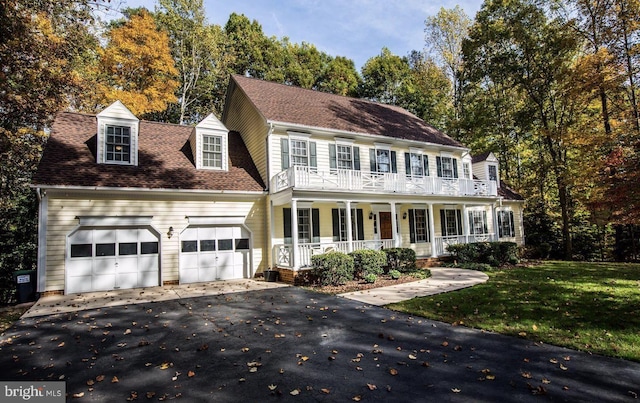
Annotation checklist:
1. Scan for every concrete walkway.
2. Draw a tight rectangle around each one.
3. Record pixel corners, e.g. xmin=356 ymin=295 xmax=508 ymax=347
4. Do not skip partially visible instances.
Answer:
xmin=339 ymin=267 xmax=489 ymax=305
xmin=23 ymin=267 xmax=486 ymax=317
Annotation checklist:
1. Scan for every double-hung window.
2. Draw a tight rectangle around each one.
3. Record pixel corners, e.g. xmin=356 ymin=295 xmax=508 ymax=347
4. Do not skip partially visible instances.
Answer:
xmin=370 ymin=146 xmax=397 ymax=173
xmin=408 ymin=209 xmax=430 ymax=243
xmin=106 ymin=125 xmax=131 ymax=163
xmin=332 ymin=208 xmax=365 ymax=241
xmin=202 ymin=135 xmax=223 ymax=168
xmin=468 ymin=210 xmax=489 ymax=235
xmin=463 ymin=162 xmax=471 ymax=179
xmin=283 ymin=207 xmax=320 ymax=244
xmin=329 ymin=142 xmax=361 ymax=171
xmin=436 ymin=155 xmax=458 ymax=178
xmin=440 ymin=209 xmax=462 ymax=237
xmin=497 ymin=210 xmax=516 ymax=238
xmin=488 ymin=165 xmax=498 ymax=181
xmin=405 ymin=151 xmax=429 ymax=178
xmin=281 ymin=136 xmax=317 ymax=170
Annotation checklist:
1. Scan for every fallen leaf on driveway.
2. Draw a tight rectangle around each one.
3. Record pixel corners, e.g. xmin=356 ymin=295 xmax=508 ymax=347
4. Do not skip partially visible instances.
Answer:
xmin=452 ymin=388 xmax=461 ymax=393
xmin=367 ymin=384 xmax=377 ymax=390
xmin=389 ymin=368 xmax=398 ymax=375
xmin=111 ymin=376 xmax=119 ymax=383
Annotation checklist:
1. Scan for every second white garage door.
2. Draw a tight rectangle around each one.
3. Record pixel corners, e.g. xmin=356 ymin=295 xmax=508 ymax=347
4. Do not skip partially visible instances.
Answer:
xmin=179 ymin=226 xmax=250 ymax=283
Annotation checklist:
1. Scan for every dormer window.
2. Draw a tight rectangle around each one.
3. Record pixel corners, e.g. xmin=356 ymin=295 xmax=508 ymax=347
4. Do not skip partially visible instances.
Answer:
xmin=106 ymin=125 xmax=131 ymax=163
xmin=190 ymin=113 xmax=229 ymax=171
xmin=489 ymin=165 xmax=498 ymax=181
xmin=202 ymin=134 xmax=223 ymax=168
xmin=96 ymin=101 xmax=139 ymax=166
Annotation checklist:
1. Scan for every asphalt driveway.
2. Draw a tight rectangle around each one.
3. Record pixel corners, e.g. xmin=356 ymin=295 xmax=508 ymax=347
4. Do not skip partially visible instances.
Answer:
xmin=1 ymin=287 xmax=638 ymax=402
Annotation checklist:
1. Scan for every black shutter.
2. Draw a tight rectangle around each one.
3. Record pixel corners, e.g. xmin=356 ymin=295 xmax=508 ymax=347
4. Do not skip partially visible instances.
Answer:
xmin=456 ymin=209 xmax=462 ymax=235
xmin=405 ymin=153 xmax=411 ymax=176
xmin=356 ymin=209 xmax=364 ymax=240
xmin=453 ymin=158 xmax=458 ymax=178
xmin=423 ymin=155 xmax=429 ymax=176
xmin=468 ymin=211 xmax=474 ymax=235
xmin=482 ymin=210 xmax=488 ymax=234
xmin=332 ymin=209 xmax=340 ymax=241
xmin=329 ymin=144 xmax=337 ymax=169
xmin=509 ymin=211 xmax=515 ymax=237
xmin=440 ymin=209 xmax=446 ymax=236
xmin=309 ymin=142 xmax=317 ymax=168
xmin=409 ymin=209 xmax=416 ymax=243
xmin=370 ymin=149 xmax=376 ymax=172
xmin=497 ymin=211 xmax=503 ymax=238
xmin=436 ymin=156 xmax=442 ymax=177
xmin=353 ymin=147 xmax=361 ymax=170
xmin=425 ymin=209 xmax=431 ymax=242
xmin=391 ymin=151 xmax=397 ymax=173
xmin=281 ymin=139 xmax=289 ymax=170
xmin=283 ymin=208 xmax=292 ymax=244
xmin=312 ymin=208 xmax=320 ymax=243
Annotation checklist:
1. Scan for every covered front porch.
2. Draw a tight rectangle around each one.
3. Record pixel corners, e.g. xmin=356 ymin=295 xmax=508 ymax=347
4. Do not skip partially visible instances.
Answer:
xmin=270 ymin=195 xmax=499 ymax=270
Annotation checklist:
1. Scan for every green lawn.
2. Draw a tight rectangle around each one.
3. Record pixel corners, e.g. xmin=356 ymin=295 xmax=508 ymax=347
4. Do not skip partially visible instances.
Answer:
xmin=388 ymin=261 xmax=640 ymax=362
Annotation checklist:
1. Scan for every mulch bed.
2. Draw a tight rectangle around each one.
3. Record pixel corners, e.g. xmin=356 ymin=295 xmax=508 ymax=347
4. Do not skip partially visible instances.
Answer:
xmin=302 ymin=273 xmax=427 ymax=294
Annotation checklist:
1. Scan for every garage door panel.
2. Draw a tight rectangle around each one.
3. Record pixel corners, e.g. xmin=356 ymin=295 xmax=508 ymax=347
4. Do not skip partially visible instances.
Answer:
xmin=66 ymin=227 xmax=160 ymax=294
xmin=180 ymin=253 xmax=199 ymax=269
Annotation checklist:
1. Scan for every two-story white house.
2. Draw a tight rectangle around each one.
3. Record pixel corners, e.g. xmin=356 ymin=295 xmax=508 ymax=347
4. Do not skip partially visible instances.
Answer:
xmin=32 ymin=75 xmax=523 ymax=295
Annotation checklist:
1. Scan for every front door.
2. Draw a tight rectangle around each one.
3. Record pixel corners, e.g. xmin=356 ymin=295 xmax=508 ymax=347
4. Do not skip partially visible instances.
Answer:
xmin=379 ymin=212 xmax=393 ymax=239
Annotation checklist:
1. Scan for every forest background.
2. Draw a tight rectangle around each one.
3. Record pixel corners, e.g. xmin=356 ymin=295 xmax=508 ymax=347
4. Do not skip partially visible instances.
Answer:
xmin=1 ymin=0 xmax=639 ymax=303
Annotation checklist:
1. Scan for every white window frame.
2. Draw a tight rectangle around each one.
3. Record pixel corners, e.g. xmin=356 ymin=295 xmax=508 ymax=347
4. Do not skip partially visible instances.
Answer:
xmin=202 ymin=134 xmax=223 ymax=169
xmin=290 ymin=137 xmax=309 ymax=167
xmin=408 ymin=149 xmax=426 ymax=178
xmin=497 ymin=209 xmax=516 ymax=238
xmin=440 ymin=156 xmax=454 ymax=178
xmin=468 ymin=210 xmax=489 ymax=235
xmin=488 ymin=164 xmax=498 ymax=181
xmin=443 ymin=209 xmax=461 ymax=236
xmin=463 ymin=162 xmax=471 ymax=179
xmin=375 ymin=145 xmax=391 ymax=173
xmin=104 ymin=125 xmax=132 ymax=164
xmin=410 ymin=209 xmax=429 ymax=243
xmin=198 ymin=130 xmax=228 ymax=171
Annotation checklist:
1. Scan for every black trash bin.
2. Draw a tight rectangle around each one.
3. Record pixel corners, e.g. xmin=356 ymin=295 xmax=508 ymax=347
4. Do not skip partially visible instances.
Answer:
xmin=264 ymin=270 xmax=279 ymax=282
xmin=14 ymin=269 xmax=36 ymax=303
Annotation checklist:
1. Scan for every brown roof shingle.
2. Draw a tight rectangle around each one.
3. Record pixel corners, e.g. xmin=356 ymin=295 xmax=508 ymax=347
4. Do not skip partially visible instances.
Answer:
xmin=33 ymin=112 xmax=265 ymax=192
xmin=230 ymin=75 xmax=464 ymax=148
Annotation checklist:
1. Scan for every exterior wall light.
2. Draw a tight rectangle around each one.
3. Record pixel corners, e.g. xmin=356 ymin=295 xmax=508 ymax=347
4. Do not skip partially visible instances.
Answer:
xmin=167 ymin=226 xmax=174 ymax=238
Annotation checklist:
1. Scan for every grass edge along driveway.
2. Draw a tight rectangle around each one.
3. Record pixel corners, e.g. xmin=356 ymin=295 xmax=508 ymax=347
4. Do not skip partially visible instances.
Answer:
xmin=388 ymin=261 xmax=640 ymax=362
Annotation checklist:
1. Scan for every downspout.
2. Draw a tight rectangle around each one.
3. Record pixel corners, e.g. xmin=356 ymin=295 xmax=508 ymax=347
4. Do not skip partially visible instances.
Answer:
xmin=266 ymin=122 xmax=274 ymax=271
xmin=35 ymin=188 xmax=47 ymax=294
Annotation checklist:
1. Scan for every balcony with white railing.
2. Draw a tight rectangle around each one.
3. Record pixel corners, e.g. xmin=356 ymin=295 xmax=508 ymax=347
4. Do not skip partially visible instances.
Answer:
xmin=270 ymin=166 xmax=498 ymax=197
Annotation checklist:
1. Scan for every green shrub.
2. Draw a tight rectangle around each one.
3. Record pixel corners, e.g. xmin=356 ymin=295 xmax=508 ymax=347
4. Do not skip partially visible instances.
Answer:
xmin=389 ymin=269 xmax=401 ymax=279
xmin=455 ymin=262 xmax=493 ymax=271
xmin=364 ymin=273 xmax=377 ymax=283
xmin=350 ymin=249 xmax=387 ymax=278
xmin=311 ymin=251 xmax=354 ymax=286
xmin=385 ymin=248 xmax=417 ymax=273
xmin=446 ymin=242 xmax=519 ymax=267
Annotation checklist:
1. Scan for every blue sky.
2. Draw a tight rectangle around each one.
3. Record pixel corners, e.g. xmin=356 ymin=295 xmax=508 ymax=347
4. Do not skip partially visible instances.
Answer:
xmin=118 ymin=0 xmax=483 ymax=71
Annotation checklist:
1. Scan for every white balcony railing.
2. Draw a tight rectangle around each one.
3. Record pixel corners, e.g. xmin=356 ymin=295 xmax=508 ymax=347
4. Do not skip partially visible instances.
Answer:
xmin=270 ymin=166 xmax=498 ymax=197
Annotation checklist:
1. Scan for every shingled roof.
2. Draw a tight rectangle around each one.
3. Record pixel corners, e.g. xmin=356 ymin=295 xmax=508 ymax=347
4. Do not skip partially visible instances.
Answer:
xmin=33 ymin=112 xmax=265 ymax=192
xmin=498 ymin=181 xmax=525 ymax=201
xmin=230 ymin=75 xmax=464 ymax=148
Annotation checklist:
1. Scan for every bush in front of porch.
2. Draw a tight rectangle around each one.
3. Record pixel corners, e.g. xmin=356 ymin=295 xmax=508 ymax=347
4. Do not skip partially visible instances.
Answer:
xmin=350 ymin=249 xmax=387 ymax=278
xmin=446 ymin=242 xmax=519 ymax=268
xmin=311 ymin=252 xmax=355 ymax=286
xmin=385 ymin=248 xmax=418 ymax=273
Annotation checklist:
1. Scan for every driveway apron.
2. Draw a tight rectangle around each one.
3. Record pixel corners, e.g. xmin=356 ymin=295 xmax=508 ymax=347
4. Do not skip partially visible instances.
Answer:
xmin=1 ymin=287 xmax=638 ymax=402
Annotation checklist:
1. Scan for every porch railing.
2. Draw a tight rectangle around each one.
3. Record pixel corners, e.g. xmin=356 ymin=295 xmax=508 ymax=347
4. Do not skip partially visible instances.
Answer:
xmin=270 ymin=166 xmax=498 ymax=197
xmin=433 ymin=234 xmax=497 ymax=256
xmin=274 ymin=239 xmax=395 ymax=268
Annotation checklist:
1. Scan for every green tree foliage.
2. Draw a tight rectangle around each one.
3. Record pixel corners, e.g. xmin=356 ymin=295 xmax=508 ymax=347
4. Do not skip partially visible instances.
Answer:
xmin=1 ymin=0 xmax=98 ymax=303
xmin=154 ymin=0 xmax=228 ymax=124
xmin=359 ymin=47 xmax=411 ymax=105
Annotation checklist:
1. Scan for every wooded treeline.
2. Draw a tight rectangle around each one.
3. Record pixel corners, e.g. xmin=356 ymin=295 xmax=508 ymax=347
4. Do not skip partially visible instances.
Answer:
xmin=1 ymin=0 xmax=639 ymax=301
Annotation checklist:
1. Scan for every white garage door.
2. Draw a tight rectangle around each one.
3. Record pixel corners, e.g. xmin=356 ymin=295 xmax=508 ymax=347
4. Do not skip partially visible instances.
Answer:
xmin=66 ymin=228 xmax=160 ymax=294
xmin=179 ymin=226 xmax=250 ymax=283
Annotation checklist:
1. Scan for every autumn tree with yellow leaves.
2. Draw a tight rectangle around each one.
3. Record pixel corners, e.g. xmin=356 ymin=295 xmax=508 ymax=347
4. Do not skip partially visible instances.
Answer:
xmin=94 ymin=9 xmax=179 ymax=116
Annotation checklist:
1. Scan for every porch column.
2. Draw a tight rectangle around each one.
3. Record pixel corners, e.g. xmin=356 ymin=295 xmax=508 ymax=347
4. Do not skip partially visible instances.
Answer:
xmin=429 ymin=203 xmax=437 ymax=258
xmin=491 ymin=203 xmax=497 ymax=241
xmin=462 ymin=204 xmax=469 ymax=243
xmin=345 ymin=201 xmax=353 ymax=253
xmin=390 ymin=202 xmax=399 ymax=247
xmin=291 ymin=199 xmax=298 ymax=269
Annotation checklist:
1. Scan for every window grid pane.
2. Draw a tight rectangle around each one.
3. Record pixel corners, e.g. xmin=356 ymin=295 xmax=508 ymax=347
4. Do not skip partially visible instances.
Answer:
xmin=290 ymin=139 xmax=308 ymax=166
xmin=470 ymin=211 xmax=486 ymax=235
xmin=298 ymin=209 xmax=311 ymax=243
xmin=489 ymin=165 xmax=498 ymax=181
xmin=376 ymin=149 xmax=390 ymax=173
xmin=463 ymin=163 xmax=471 ymax=179
xmin=441 ymin=157 xmax=453 ymax=178
xmin=445 ymin=210 xmax=458 ymax=236
xmin=410 ymin=153 xmax=423 ymax=176
xmin=203 ymin=135 xmax=222 ymax=168
xmin=106 ymin=126 xmax=131 ymax=162
xmin=500 ymin=211 xmax=512 ymax=237
xmin=337 ymin=145 xmax=352 ymax=169
xmin=415 ymin=209 xmax=427 ymax=242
